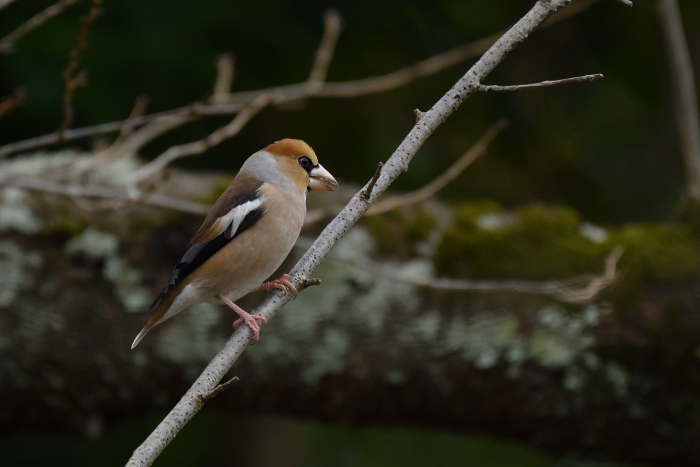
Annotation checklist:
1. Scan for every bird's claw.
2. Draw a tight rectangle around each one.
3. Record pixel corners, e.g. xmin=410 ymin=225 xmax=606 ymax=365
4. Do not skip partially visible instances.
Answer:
xmin=254 ymin=274 xmax=298 ymax=298
xmin=233 ymin=314 xmax=267 ymax=343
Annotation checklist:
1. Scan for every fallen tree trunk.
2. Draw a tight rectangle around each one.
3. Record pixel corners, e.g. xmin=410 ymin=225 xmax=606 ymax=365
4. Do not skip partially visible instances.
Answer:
xmin=1 ymin=153 xmax=699 ymax=465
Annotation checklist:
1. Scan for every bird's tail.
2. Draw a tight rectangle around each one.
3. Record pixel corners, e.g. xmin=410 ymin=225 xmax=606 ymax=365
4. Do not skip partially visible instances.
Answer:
xmin=131 ymin=288 xmax=180 ymax=349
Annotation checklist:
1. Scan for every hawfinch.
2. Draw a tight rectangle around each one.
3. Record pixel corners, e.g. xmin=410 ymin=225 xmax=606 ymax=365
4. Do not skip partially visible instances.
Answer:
xmin=131 ymin=139 xmax=337 ymax=349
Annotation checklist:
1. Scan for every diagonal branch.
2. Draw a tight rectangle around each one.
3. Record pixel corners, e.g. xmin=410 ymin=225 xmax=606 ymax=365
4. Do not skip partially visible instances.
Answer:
xmin=0 ymin=87 xmax=26 ymax=120
xmin=126 ymin=93 xmax=272 ymax=188
xmin=0 ymin=0 xmax=602 ymax=161
xmin=0 ymin=103 xmax=244 ymax=160
xmin=366 ymin=119 xmax=508 ymax=216
xmin=0 ymin=0 xmax=84 ymax=53
xmin=125 ymin=1 xmax=602 ymax=465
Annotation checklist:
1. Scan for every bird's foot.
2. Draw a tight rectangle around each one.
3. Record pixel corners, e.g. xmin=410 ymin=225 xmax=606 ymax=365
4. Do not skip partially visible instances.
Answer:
xmin=221 ymin=296 xmax=267 ymax=343
xmin=253 ymin=274 xmax=297 ymax=298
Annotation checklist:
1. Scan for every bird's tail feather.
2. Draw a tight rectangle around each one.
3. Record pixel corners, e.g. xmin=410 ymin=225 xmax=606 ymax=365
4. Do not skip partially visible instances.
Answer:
xmin=130 ymin=288 xmax=180 ymax=349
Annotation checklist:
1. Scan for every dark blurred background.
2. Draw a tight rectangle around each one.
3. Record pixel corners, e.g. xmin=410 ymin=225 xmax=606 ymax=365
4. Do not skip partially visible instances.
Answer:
xmin=2 ymin=0 xmax=698 ymax=223
xmin=1 ymin=0 xmax=697 ymax=465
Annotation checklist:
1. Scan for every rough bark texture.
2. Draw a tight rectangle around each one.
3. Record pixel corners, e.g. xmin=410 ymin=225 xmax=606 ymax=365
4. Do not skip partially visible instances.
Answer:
xmin=1 ymin=153 xmax=700 ymax=466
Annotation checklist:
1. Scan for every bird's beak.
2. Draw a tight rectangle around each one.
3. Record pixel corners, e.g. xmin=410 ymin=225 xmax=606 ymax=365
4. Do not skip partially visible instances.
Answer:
xmin=309 ymin=164 xmax=338 ymax=191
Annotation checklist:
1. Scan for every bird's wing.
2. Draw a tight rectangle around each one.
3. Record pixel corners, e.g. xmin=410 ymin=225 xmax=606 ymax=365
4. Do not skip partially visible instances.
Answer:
xmin=150 ymin=176 xmax=266 ymax=310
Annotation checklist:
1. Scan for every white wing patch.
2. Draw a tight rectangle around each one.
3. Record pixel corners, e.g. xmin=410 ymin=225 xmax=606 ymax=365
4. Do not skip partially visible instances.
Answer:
xmin=220 ymin=197 xmax=263 ymax=239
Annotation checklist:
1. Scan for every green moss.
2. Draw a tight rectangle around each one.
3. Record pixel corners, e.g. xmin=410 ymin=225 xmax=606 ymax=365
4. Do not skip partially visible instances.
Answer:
xmin=363 ymin=207 xmax=435 ymax=258
xmin=681 ymin=199 xmax=700 ymax=237
xmin=435 ymin=201 xmax=700 ymax=283
xmin=435 ymin=202 xmax=607 ymax=280
xmin=405 ymin=206 xmax=435 ymax=247
xmin=611 ymin=223 xmax=700 ymax=281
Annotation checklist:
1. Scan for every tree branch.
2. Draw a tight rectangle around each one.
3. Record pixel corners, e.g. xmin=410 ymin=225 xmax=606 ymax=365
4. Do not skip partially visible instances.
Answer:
xmin=0 ymin=0 xmax=84 ymax=53
xmin=657 ymin=0 xmax=700 ymax=201
xmin=320 ymin=240 xmax=623 ymax=305
xmin=58 ymin=0 xmax=102 ymax=138
xmin=0 ymin=0 xmax=18 ymax=12
xmin=0 ymin=103 xmax=245 ymax=160
xmin=0 ymin=175 xmax=210 ymax=215
xmin=477 ymin=73 xmax=604 ymax=92
xmin=125 ymin=1 xmax=599 ymax=465
xmin=307 ymin=10 xmax=343 ymax=88
xmin=0 ymin=87 xmax=26 ymax=120
xmin=126 ymin=93 xmax=272 ymax=189
xmin=210 ymin=53 xmax=235 ymax=105
xmin=366 ymin=119 xmax=507 ymax=216
xmin=0 ymin=0 xmax=601 ymax=161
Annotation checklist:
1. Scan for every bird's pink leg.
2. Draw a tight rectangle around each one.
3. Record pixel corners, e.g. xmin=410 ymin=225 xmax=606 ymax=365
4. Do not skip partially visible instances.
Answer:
xmin=252 ymin=274 xmax=297 ymax=297
xmin=220 ymin=296 xmax=266 ymax=343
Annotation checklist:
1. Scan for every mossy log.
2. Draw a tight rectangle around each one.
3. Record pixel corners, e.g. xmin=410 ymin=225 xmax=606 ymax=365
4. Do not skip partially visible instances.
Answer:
xmin=1 ymin=152 xmax=700 ymax=465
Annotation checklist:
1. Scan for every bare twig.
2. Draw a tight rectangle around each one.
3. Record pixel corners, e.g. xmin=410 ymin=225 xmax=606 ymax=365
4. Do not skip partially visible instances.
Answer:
xmin=478 ymin=74 xmax=604 ymax=92
xmin=0 ymin=103 xmax=244 ymax=160
xmin=127 ymin=93 xmax=272 ymax=188
xmin=210 ymin=54 xmax=235 ymax=105
xmin=361 ymin=162 xmax=383 ymax=200
xmin=0 ymin=0 xmax=601 ymax=161
xmin=0 ymin=0 xmax=83 ymax=53
xmin=58 ymin=0 xmax=102 ymax=137
xmin=0 ymin=176 xmax=209 ymax=215
xmin=367 ymin=119 xmax=508 ymax=216
xmin=307 ymin=9 xmax=343 ymax=88
xmin=0 ymin=87 xmax=26 ymax=120
xmin=657 ymin=0 xmax=700 ymax=201
xmin=119 ymin=96 xmax=150 ymax=141
xmin=226 ymin=0 xmax=601 ymax=104
xmin=613 ymin=0 xmax=633 ymax=6
xmin=196 ymin=376 xmax=239 ymax=403
xmin=126 ymin=1 xmax=605 ymax=465
xmin=321 ymin=241 xmax=623 ymax=304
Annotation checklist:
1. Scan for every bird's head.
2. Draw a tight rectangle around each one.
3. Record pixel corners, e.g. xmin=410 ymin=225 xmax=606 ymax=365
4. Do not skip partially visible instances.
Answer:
xmin=263 ymin=139 xmax=338 ymax=194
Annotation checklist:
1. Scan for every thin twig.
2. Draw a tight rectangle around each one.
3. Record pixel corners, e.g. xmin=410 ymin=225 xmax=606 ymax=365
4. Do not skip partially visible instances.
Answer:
xmin=210 ymin=53 xmax=235 ymax=105
xmin=613 ymin=0 xmax=633 ymax=6
xmin=126 ymin=2 xmax=603 ymax=464
xmin=0 ymin=103 xmax=244 ymax=160
xmin=0 ymin=176 xmax=210 ymax=215
xmin=119 ymin=96 xmax=150 ymax=141
xmin=127 ymin=93 xmax=272 ymax=188
xmin=0 ymin=87 xmax=26 ymax=120
xmin=366 ymin=119 xmax=508 ymax=216
xmin=307 ymin=9 xmax=343 ymax=88
xmin=478 ymin=74 xmax=603 ymax=93
xmin=58 ymin=0 xmax=102 ymax=138
xmin=323 ymin=243 xmax=624 ymax=305
xmin=657 ymin=0 xmax=700 ymax=201
xmin=0 ymin=0 xmax=601 ymax=161
xmin=196 ymin=376 xmax=239 ymax=403
xmin=0 ymin=0 xmax=83 ymax=53
xmin=361 ymin=162 xmax=383 ymax=200
xmin=226 ymin=0 xmax=601 ymax=103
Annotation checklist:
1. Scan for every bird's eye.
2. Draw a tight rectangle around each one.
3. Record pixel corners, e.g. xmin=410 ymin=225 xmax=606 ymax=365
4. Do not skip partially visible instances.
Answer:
xmin=297 ymin=156 xmax=313 ymax=169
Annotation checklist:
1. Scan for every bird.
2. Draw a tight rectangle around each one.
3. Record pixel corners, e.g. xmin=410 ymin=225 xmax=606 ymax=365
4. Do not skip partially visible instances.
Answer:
xmin=131 ymin=139 xmax=338 ymax=349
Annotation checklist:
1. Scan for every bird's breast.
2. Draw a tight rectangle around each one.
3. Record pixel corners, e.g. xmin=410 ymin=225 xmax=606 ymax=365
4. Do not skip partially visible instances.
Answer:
xmin=191 ymin=184 xmax=306 ymax=301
